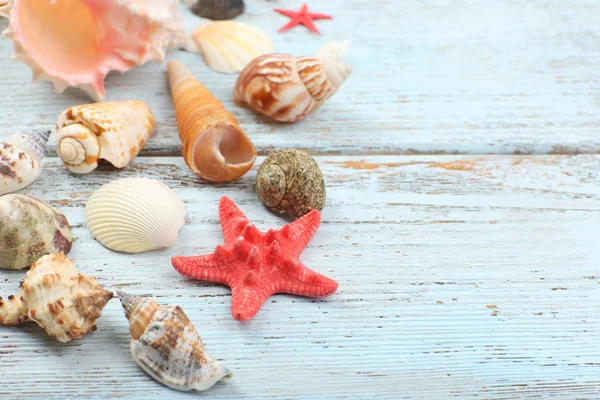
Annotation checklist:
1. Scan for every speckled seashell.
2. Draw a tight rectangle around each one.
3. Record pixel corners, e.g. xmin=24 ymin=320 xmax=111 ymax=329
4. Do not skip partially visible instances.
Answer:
xmin=0 ymin=254 xmax=113 ymax=342
xmin=55 ymin=101 xmax=155 ymax=174
xmin=85 ymin=178 xmax=186 ymax=254
xmin=234 ymin=41 xmax=352 ymax=122
xmin=190 ymin=21 xmax=273 ymax=74
xmin=183 ymin=0 xmax=244 ymax=20
xmin=0 ymin=194 xmax=72 ymax=270
xmin=0 ymin=131 xmax=50 ymax=196
xmin=118 ymin=291 xmax=231 ymax=392
xmin=256 ymin=149 xmax=326 ymax=219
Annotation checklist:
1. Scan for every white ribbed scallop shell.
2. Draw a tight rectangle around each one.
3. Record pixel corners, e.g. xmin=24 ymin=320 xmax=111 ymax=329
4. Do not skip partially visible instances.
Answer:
xmin=190 ymin=21 xmax=274 ymax=74
xmin=85 ymin=178 xmax=185 ymax=253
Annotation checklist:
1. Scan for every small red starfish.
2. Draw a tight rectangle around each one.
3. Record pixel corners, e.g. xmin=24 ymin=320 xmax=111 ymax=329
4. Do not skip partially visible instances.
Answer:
xmin=172 ymin=197 xmax=338 ymax=321
xmin=274 ymin=4 xmax=333 ymax=34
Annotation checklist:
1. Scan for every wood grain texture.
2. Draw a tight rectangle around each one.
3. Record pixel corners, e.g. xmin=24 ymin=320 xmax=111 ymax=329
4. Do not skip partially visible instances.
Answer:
xmin=0 ymin=0 xmax=599 ymax=155
xmin=0 ymin=155 xmax=598 ymax=399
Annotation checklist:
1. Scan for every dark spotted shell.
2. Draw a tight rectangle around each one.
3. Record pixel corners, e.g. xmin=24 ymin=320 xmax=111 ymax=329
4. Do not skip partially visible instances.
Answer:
xmin=185 ymin=0 xmax=245 ymax=20
xmin=255 ymin=149 xmax=326 ymax=219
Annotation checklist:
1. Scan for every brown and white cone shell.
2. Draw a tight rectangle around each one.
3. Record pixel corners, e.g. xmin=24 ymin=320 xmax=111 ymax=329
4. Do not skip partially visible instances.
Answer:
xmin=0 ymin=131 xmax=50 ymax=196
xmin=0 ymin=194 xmax=72 ymax=270
xmin=56 ymin=101 xmax=155 ymax=174
xmin=233 ymin=41 xmax=352 ymax=123
xmin=0 ymin=254 xmax=113 ymax=342
xmin=117 ymin=291 xmax=232 ymax=392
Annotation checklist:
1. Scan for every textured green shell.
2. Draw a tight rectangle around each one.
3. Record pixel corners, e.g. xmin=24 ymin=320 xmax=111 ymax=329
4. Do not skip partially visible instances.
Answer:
xmin=0 ymin=194 xmax=72 ymax=269
xmin=256 ymin=149 xmax=326 ymax=219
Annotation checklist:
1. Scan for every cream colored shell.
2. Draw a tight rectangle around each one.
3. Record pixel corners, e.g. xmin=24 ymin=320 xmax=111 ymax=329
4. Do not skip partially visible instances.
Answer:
xmin=0 ymin=254 xmax=113 ymax=342
xmin=234 ymin=41 xmax=352 ymax=122
xmin=118 ymin=291 xmax=231 ymax=392
xmin=55 ymin=101 xmax=155 ymax=174
xmin=85 ymin=178 xmax=186 ymax=253
xmin=0 ymin=131 xmax=50 ymax=196
xmin=190 ymin=21 xmax=274 ymax=74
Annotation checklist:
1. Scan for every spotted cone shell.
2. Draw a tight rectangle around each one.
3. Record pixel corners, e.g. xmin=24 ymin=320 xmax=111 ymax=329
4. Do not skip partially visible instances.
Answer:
xmin=118 ymin=291 xmax=231 ymax=392
xmin=256 ymin=149 xmax=326 ymax=219
xmin=0 ymin=254 xmax=113 ymax=342
xmin=0 ymin=194 xmax=72 ymax=269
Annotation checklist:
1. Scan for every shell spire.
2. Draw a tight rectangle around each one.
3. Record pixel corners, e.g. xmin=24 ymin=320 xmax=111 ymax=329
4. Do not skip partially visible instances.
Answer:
xmin=167 ymin=61 xmax=256 ymax=182
xmin=55 ymin=101 xmax=155 ymax=174
xmin=315 ymin=40 xmax=352 ymax=89
xmin=118 ymin=291 xmax=232 ymax=391
xmin=6 ymin=130 xmax=51 ymax=161
xmin=0 ymin=294 xmax=29 ymax=326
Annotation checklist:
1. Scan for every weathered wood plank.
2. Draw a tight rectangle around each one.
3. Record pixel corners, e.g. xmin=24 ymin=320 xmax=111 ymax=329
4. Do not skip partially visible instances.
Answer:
xmin=1 ymin=1 xmax=599 ymax=155
xmin=0 ymin=155 xmax=598 ymax=399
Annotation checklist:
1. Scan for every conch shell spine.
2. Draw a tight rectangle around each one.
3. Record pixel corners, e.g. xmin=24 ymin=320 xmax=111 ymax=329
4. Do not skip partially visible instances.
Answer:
xmin=168 ymin=61 xmax=256 ymax=182
xmin=234 ymin=41 xmax=352 ymax=122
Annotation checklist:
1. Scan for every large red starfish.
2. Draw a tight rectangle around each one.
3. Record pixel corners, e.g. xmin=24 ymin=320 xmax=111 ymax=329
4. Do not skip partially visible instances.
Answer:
xmin=274 ymin=4 xmax=333 ymax=34
xmin=172 ymin=197 xmax=339 ymax=321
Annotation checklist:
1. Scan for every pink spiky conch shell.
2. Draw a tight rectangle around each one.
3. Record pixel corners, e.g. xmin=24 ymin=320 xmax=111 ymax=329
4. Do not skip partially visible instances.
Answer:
xmin=1 ymin=0 xmax=187 ymax=101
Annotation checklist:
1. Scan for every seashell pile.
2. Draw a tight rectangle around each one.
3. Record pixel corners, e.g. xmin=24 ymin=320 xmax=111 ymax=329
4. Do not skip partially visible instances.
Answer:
xmin=256 ymin=149 xmax=326 ymax=219
xmin=0 ymin=194 xmax=72 ymax=270
xmin=55 ymin=101 xmax=155 ymax=174
xmin=0 ymin=254 xmax=113 ymax=342
xmin=1 ymin=0 xmax=186 ymax=100
xmin=234 ymin=41 xmax=353 ymax=122
xmin=85 ymin=178 xmax=186 ymax=254
xmin=118 ymin=291 xmax=231 ymax=391
xmin=190 ymin=21 xmax=274 ymax=74
xmin=168 ymin=61 xmax=257 ymax=182
xmin=183 ymin=0 xmax=245 ymax=20
xmin=0 ymin=131 xmax=50 ymax=196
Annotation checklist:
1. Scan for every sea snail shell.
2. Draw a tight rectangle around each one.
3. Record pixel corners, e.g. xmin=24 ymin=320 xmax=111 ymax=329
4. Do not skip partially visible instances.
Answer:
xmin=0 ymin=131 xmax=50 ymax=195
xmin=234 ymin=41 xmax=352 ymax=122
xmin=256 ymin=149 xmax=326 ymax=219
xmin=56 ymin=101 xmax=155 ymax=174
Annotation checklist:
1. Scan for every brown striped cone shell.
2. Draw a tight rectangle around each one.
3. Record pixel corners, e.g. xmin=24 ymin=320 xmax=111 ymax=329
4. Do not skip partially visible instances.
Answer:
xmin=55 ymin=101 xmax=155 ymax=174
xmin=0 ymin=131 xmax=50 ymax=196
xmin=0 ymin=194 xmax=72 ymax=270
xmin=117 ymin=291 xmax=232 ymax=392
xmin=256 ymin=149 xmax=326 ymax=218
xmin=0 ymin=254 xmax=113 ymax=342
xmin=234 ymin=41 xmax=352 ymax=123
xmin=168 ymin=61 xmax=256 ymax=182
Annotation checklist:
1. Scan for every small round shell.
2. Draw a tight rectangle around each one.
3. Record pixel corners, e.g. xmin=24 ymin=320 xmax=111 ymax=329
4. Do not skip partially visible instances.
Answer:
xmin=118 ymin=291 xmax=232 ymax=392
xmin=183 ymin=0 xmax=245 ymax=20
xmin=85 ymin=178 xmax=185 ymax=253
xmin=0 ymin=194 xmax=72 ymax=269
xmin=256 ymin=149 xmax=326 ymax=219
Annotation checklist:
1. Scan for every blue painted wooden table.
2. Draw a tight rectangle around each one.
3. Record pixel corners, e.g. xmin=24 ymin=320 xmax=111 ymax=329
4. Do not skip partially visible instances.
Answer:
xmin=0 ymin=1 xmax=599 ymax=399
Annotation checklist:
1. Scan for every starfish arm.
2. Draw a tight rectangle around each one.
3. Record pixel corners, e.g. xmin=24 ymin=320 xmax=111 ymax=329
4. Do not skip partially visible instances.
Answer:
xmin=277 ymin=260 xmax=339 ymax=297
xmin=308 ymin=13 xmax=333 ymax=20
xmin=300 ymin=16 xmax=321 ymax=34
xmin=278 ymin=18 xmax=301 ymax=33
xmin=280 ymin=210 xmax=321 ymax=258
xmin=230 ymin=284 xmax=272 ymax=321
xmin=172 ymin=254 xmax=231 ymax=286
xmin=219 ymin=197 xmax=249 ymax=247
xmin=274 ymin=8 xmax=298 ymax=17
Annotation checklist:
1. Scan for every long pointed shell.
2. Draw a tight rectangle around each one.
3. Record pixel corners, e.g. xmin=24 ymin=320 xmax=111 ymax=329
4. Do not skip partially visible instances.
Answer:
xmin=2 ymin=0 xmax=186 ymax=100
xmin=190 ymin=21 xmax=273 ymax=74
xmin=168 ymin=61 xmax=256 ymax=182
xmin=117 ymin=291 xmax=232 ymax=392
xmin=56 ymin=101 xmax=155 ymax=174
xmin=234 ymin=41 xmax=352 ymax=122
xmin=0 ymin=131 xmax=50 ymax=195
xmin=0 ymin=254 xmax=113 ymax=342
xmin=85 ymin=178 xmax=186 ymax=253
xmin=0 ymin=194 xmax=72 ymax=269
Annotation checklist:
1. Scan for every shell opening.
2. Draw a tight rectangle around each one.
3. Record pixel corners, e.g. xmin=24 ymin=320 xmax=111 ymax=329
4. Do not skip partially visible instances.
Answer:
xmin=18 ymin=0 xmax=103 ymax=73
xmin=218 ymin=125 xmax=256 ymax=165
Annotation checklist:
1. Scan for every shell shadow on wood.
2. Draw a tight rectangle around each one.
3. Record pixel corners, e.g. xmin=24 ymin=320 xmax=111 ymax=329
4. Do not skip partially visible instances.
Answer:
xmin=118 ymin=291 xmax=231 ymax=392
xmin=0 ymin=254 xmax=113 ymax=342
